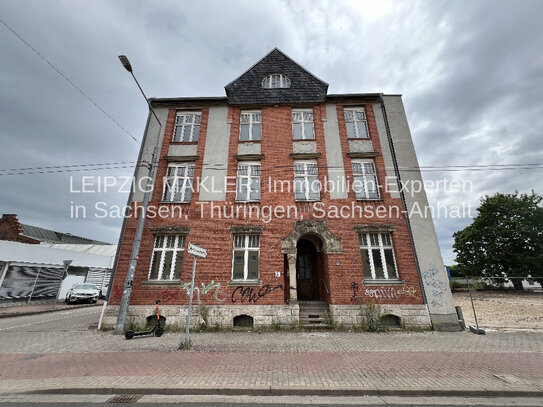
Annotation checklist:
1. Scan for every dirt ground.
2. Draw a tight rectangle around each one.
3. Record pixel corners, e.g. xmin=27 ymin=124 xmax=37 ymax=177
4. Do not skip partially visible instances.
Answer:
xmin=453 ymin=290 xmax=543 ymax=331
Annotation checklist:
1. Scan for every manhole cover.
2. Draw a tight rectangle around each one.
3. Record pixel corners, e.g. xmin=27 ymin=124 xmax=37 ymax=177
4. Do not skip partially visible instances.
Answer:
xmin=107 ymin=394 xmax=142 ymax=403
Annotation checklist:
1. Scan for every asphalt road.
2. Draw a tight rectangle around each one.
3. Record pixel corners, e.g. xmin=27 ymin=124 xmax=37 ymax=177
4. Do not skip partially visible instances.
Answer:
xmin=0 ymin=306 xmax=102 ymax=332
xmin=0 ymin=395 xmax=543 ymax=406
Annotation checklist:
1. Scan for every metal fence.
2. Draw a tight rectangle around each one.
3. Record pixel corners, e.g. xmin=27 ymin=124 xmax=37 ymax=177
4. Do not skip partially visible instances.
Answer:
xmin=452 ymin=276 xmax=543 ymax=332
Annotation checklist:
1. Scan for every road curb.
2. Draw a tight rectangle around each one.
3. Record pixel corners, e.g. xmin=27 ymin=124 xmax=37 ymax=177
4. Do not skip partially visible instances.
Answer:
xmin=23 ymin=387 xmax=543 ymax=398
xmin=0 ymin=303 xmax=101 ymax=320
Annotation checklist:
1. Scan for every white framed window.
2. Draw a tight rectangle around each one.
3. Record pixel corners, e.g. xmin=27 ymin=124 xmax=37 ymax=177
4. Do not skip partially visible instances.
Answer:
xmin=148 ymin=235 xmax=185 ymax=280
xmin=236 ymin=162 xmax=261 ymax=202
xmin=292 ymin=109 xmax=315 ymax=140
xmin=173 ymin=112 xmax=201 ymax=142
xmin=294 ymin=160 xmax=320 ymax=201
xmin=240 ymin=111 xmax=261 ymax=141
xmin=359 ymin=232 xmax=398 ymax=280
xmin=352 ymin=159 xmax=380 ymax=199
xmin=231 ymin=235 xmax=260 ymax=281
xmin=344 ymin=107 xmax=369 ymax=138
xmin=261 ymin=73 xmax=291 ymax=89
xmin=163 ymin=163 xmax=194 ymax=203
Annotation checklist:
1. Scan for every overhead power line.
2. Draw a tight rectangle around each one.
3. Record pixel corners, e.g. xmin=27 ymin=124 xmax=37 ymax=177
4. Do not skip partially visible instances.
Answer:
xmin=0 ymin=161 xmax=542 ymax=177
xmin=0 ymin=17 xmax=140 ymax=145
xmin=0 ymin=161 xmax=136 ymax=173
xmin=0 ymin=165 xmax=136 ymax=176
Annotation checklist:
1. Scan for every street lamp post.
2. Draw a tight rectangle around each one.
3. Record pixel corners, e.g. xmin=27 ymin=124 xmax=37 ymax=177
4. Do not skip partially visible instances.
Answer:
xmin=114 ymin=55 xmax=162 ymax=335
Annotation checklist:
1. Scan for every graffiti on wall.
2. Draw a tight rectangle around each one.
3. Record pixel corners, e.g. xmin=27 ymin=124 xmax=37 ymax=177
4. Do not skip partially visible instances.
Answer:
xmin=396 ymin=285 xmax=417 ymax=298
xmin=231 ymin=284 xmax=283 ymax=303
xmin=363 ymin=285 xmax=418 ymax=302
xmin=421 ymin=268 xmax=447 ymax=308
xmin=182 ymin=280 xmax=226 ymax=304
xmin=161 ymin=289 xmax=177 ymax=303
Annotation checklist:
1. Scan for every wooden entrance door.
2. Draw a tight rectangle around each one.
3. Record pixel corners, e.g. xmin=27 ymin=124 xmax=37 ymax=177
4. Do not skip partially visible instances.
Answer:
xmin=296 ymin=240 xmax=317 ymax=300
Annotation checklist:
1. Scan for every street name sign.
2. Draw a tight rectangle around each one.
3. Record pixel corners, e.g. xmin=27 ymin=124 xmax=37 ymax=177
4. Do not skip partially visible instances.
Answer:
xmin=188 ymin=243 xmax=207 ymax=258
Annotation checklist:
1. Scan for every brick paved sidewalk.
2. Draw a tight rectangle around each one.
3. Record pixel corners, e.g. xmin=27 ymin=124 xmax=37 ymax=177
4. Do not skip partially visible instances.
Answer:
xmin=1 ymin=344 xmax=543 ymax=396
xmin=1 ymin=313 xmax=543 ymax=398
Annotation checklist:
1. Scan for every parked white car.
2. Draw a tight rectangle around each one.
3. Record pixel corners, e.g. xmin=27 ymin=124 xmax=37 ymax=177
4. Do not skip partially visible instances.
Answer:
xmin=66 ymin=283 xmax=100 ymax=304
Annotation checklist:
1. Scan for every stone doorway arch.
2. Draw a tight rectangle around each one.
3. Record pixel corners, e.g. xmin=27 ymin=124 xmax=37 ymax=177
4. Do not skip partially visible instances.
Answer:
xmin=281 ymin=220 xmax=342 ymax=302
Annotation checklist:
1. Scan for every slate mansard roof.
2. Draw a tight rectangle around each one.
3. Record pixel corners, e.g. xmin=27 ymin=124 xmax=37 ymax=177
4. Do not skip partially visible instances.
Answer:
xmin=150 ymin=49 xmax=387 ymax=107
xmin=224 ymin=48 xmax=329 ymax=105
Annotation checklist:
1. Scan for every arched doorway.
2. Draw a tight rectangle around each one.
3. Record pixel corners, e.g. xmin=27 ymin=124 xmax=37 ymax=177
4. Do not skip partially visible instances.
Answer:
xmin=281 ymin=220 xmax=342 ymax=303
xmin=296 ymin=239 xmax=319 ymax=300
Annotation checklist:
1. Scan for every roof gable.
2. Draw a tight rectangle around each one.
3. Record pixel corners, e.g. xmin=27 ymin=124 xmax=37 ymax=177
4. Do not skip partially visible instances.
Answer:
xmin=225 ymin=48 xmax=328 ymax=105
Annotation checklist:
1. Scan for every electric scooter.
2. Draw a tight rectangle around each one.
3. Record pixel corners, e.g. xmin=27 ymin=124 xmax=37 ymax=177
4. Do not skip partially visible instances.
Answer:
xmin=124 ymin=299 xmax=164 ymax=339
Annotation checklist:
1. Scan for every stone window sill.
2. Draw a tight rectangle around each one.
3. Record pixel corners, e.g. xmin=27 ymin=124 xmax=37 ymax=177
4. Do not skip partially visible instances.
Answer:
xmin=356 ymin=198 xmax=384 ymax=202
xmin=158 ymin=201 xmax=191 ymax=205
xmin=227 ymin=280 xmax=262 ymax=287
xmin=347 ymin=151 xmax=379 ymax=158
xmin=142 ymin=280 xmax=182 ymax=286
xmin=235 ymin=200 xmax=261 ymax=204
xmin=363 ymin=280 xmax=405 ymax=286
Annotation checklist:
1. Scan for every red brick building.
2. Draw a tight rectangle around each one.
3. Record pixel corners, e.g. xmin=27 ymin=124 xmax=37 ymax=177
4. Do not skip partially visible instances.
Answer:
xmin=104 ymin=49 xmax=460 ymax=331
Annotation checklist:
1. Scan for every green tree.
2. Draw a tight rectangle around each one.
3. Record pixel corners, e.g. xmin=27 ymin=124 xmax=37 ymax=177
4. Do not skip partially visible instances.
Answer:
xmin=453 ymin=192 xmax=543 ymax=290
xmin=447 ymin=264 xmax=461 ymax=278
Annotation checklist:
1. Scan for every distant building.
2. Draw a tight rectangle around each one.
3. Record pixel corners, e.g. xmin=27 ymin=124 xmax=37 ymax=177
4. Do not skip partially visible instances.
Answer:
xmin=105 ymin=49 xmax=460 ymax=331
xmin=0 ymin=214 xmax=114 ymax=303
xmin=0 ymin=214 xmax=108 ymax=245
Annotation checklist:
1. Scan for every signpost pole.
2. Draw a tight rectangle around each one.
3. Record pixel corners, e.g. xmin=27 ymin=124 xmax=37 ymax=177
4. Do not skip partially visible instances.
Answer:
xmin=183 ymin=255 xmax=197 ymax=347
xmin=181 ymin=243 xmax=206 ymax=349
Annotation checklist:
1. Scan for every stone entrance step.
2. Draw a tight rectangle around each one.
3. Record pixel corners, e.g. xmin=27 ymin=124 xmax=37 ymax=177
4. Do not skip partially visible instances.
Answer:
xmin=299 ymin=300 xmax=330 ymax=328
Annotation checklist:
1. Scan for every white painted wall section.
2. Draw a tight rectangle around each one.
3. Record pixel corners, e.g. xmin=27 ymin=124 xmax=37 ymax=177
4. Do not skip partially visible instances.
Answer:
xmin=199 ymin=105 xmax=230 ymax=201
xmin=323 ymin=103 xmax=348 ymax=199
xmin=383 ymin=95 xmax=459 ymax=330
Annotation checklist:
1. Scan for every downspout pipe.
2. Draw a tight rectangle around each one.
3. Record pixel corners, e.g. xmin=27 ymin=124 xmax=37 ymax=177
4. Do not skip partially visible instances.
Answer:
xmin=379 ymin=94 xmax=428 ymax=306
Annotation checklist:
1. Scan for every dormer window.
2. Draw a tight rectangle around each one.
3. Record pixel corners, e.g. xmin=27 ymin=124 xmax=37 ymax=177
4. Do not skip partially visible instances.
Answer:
xmin=262 ymin=73 xmax=290 ymax=89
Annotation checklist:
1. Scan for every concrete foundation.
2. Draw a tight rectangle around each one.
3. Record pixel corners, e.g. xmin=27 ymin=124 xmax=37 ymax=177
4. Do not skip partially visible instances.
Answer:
xmin=329 ymin=304 xmax=431 ymax=329
xmin=429 ymin=312 xmax=463 ymax=332
xmin=102 ymin=303 xmax=431 ymax=330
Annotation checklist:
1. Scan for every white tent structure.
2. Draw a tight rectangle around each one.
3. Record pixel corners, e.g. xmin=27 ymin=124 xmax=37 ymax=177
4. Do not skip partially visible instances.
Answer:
xmin=0 ymin=241 xmax=116 ymax=303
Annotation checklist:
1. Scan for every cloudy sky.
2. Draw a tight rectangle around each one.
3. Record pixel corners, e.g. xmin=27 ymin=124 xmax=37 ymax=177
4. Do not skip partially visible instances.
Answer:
xmin=1 ymin=0 xmax=542 ymax=264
